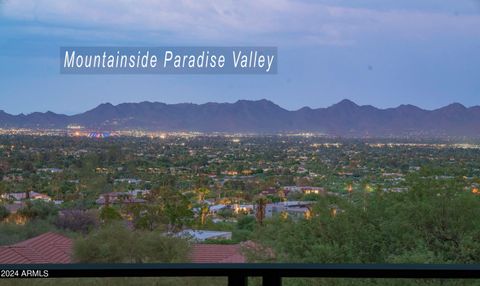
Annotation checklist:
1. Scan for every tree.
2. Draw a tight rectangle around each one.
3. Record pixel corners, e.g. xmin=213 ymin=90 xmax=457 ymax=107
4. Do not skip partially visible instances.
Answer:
xmin=99 ymin=206 xmax=122 ymax=221
xmin=0 ymin=181 xmax=8 ymax=201
xmin=217 ymin=208 xmax=234 ymax=219
xmin=129 ymin=203 xmax=163 ymax=231
xmin=161 ymin=188 xmax=193 ymax=232
xmin=195 ymin=187 xmax=210 ymax=202
xmin=73 ymin=223 xmax=190 ymax=263
xmin=18 ymin=200 xmax=58 ymax=220
xmin=255 ymin=196 xmax=268 ymax=225
xmin=237 ymin=215 xmax=256 ymax=231
xmin=54 ymin=210 xmax=98 ymax=234
xmin=0 ymin=205 xmax=10 ymax=221
xmin=250 ymin=176 xmax=480 ymax=266
xmin=152 ymin=187 xmax=193 ymax=232
xmin=132 ymin=187 xmax=193 ymax=232
xmin=200 ymin=203 xmax=209 ymax=226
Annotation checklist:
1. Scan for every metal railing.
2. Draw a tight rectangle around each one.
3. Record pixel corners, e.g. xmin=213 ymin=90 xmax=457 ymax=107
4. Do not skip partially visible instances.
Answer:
xmin=2 ymin=264 xmax=480 ymax=286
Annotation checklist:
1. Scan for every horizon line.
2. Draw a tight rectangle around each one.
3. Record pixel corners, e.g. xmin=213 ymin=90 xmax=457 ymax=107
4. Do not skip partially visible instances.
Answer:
xmin=0 ymin=98 xmax=478 ymax=116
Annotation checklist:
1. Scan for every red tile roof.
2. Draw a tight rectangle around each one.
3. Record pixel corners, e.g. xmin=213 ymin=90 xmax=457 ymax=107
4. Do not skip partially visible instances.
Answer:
xmin=190 ymin=244 xmax=246 ymax=263
xmin=0 ymin=232 xmax=72 ymax=264
xmin=0 ymin=233 xmax=246 ymax=264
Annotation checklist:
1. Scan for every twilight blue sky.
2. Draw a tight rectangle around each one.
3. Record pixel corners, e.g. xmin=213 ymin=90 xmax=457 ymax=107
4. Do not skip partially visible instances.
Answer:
xmin=0 ymin=0 xmax=479 ymax=114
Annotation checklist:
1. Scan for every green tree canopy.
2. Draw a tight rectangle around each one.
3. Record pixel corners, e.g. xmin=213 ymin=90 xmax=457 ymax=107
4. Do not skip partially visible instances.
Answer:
xmin=73 ymin=223 xmax=190 ymax=263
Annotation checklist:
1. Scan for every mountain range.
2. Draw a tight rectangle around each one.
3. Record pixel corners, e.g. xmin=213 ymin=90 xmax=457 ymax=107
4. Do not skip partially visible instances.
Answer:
xmin=1 ymin=99 xmax=479 ymax=137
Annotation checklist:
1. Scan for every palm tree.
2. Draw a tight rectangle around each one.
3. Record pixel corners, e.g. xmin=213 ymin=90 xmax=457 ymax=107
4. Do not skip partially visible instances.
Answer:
xmin=200 ymin=203 xmax=209 ymax=225
xmin=195 ymin=187 xmax=210 ymax=202
xmin=255 ymin=196 xmax=268 ymax=225
xmin=305 ymin=205 xmax=314 ymax=220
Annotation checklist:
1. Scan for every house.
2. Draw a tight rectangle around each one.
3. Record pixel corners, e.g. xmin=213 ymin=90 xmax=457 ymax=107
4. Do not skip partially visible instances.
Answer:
xmin=264 ymin=201 xmax=314 ymax=218
xmin=282 ymin=186 xmax=326 ymax=195
xmin=31 ymin=193 xmax=52 ymax=201
xmin=208 ymin=204 xmax=227 ymax=214
xmin=383 ymin=187 xmax=409 ymax=193
xmin=223 ymin=170 xmax=238 ymax=176
xmin=37 ymin=168 xmax=63 ymax=174
xmin=232 ymin=204 xmax=254 ymax=214
xmin=0 ymin=232 xmax=72 ymax=263
xmin=2 ymin=191 xmax=51 ymax=202
xmin=177 ymin=229 xmax=232 ymax=242
xmin=128 ymin=189 xmax=150 ymax=197
xmin=211 ymin=218 xmax=237 ymax=224
xmin=4 ymin=192 xmax=25 ymax=201
xmin=114 ymin=178 xmax=142 ymax=184
xmin=260 ymin=187 xmax=277 ymax=196
xmin=96 ymin=191 xmax=146 ymax=205
xmin=296 ymin=167 xmax=308 ymax=174
xmin=2 ymin=174 xmax=24 ymax=182
xmin=283 ymin=206 xmax=312 ymax=218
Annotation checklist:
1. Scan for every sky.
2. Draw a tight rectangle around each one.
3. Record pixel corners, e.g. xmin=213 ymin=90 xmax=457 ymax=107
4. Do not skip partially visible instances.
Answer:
xmin=0 ymin=0 xmax=479 ymax=115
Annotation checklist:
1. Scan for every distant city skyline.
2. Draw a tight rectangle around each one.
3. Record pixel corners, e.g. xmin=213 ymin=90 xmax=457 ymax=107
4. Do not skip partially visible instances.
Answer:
xmin=1 ymin=0 xmax=479 ymax=115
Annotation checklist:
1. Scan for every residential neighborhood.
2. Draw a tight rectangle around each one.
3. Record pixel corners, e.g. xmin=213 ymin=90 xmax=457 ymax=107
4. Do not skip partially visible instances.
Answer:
xmin=0 ymin=134 xmax=480 ymax=271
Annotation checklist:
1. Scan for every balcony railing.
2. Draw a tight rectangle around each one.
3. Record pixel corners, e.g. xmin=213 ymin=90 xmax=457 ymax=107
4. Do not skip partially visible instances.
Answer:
xmin=2 ymin=263 xmax=480 ymax=286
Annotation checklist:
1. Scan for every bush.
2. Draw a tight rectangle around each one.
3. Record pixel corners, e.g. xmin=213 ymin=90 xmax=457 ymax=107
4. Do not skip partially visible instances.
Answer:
xmin=232 ymin=229 xmax=252 ymax=242
xmin=17 ymin=201 xmax=58 ymax=220
xmin=0 ymin=220 xmax=57 ymax=246
xmin=73 ymin=223 xmax=190 ymax=263
xmin=251 ymin=178 xmax=480 ymax=264
xmin=217 ymin=208 xmax=234 ymax=219
xmin=99 ymin=206 xmax=122 ymax=221
xmin=0 ymin=205 xmax=10 ymax=221
xmin=54 ymin=210 xmax=98 ymax=234
xmin=237 ymin=215 xmax=255 ymax=231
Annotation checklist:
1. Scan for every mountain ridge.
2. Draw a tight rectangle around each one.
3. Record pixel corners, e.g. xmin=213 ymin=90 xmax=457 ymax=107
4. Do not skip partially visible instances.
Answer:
xmin=1 ymin=99 xmax=480 ymax=137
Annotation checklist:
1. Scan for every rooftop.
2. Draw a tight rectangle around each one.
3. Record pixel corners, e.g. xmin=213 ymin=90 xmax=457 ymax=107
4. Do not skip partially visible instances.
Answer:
xmin=0 ymin=232 xmax=245 ymax=264
xmin=177 ymin=229 xmax=232 ymax=241
xmin=190 ymin=244 xmax=245 ymax=263
xmin=0 ymin=232 xmax=72 ymax=264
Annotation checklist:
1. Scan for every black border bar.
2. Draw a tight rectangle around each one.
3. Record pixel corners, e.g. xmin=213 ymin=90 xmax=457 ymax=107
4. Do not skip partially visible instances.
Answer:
xmin=1 ymin=263 xmax=480 ymax=279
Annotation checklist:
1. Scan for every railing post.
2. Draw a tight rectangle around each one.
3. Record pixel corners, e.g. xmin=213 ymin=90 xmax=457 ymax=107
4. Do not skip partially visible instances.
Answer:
xmin=263 ymin=274 xmax=282 ymax=286
xmin=228 ymin=274 xmax=248 ymax=286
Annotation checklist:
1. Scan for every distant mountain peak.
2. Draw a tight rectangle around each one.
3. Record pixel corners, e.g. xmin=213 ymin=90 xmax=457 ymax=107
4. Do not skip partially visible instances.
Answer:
xmin=332 ymin=99 xmax=359 ymax=108
xmin=443 ymin=102 xmax=466 ymax=109
xmin=235 ymin=99 xmax=275 ymax=105
xmin=298 ymin=106 xmax=312 ymax=111
xmin=89 ymin=102 xmax=117 ymax=112
xmin=0 ymin=99 xmax=479 ymax=137
xmin=396 ymin=104 xmax=424 ymax=112
xmin=98 ymin=102 xmax=115 ymax=108
xmin=233 ymin=99 xmax=285 ymax=112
